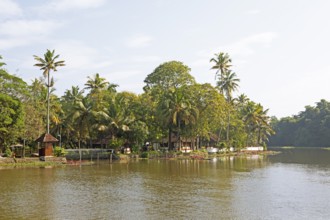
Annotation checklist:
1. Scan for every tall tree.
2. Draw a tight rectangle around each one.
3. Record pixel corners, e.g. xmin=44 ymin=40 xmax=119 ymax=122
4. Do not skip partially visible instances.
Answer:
xmin=85 ymin=73 xmax=109 ymax=111
xmin=210 ymin=52 xmax=232 ymax=80
xmin=217 ymin=70 xmax=240 ymax=102
xmin=34 ymin=49 xmax=65 ymax=134
xmin=243 ymin=101 xmax=273 ymax=146
xmin=97 ymin=92 xmax=134 ymax=146
xmin=190 ymin=83 xmax=227 ymax=148
xmin=144 ymin=61 xmax=196 ymax=149
xmin=144 ymin=61 xmax=195 ymax=95
xmin=158 ymin=86 xmax=198 ymax=149
xmin=85 ymin=73 xmax=109 ymax=92
xmin=70 ymin=98 xmax=96 ymax=148
xmin=216 ymin=70 xmax=240 ymax=147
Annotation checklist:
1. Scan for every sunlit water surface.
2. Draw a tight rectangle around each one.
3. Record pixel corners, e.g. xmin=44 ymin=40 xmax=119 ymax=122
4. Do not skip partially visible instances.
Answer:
xmin=1 ymin=148 xmax=330 ymax=220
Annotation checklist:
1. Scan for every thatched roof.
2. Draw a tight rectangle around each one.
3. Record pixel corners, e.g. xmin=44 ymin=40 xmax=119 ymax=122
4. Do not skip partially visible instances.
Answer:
xmin=35 ymin=133 xmax=59 ymax=143
xmin=162 ymin=134 xmax=195 ymax=143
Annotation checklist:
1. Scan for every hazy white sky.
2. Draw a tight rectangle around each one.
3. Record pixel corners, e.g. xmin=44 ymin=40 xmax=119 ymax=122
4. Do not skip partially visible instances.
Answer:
xmin=1 ymin=0 xmax=330 ymax=118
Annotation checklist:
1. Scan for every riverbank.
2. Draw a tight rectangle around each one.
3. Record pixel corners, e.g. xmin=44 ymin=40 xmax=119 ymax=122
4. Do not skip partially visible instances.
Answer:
xmin=0 ymin=156 xmax=67 ymax=168
xmin=0 ymin=150 xmax=279 ymax=167
xmin=122 ymin=150 xmax=279 ymax=160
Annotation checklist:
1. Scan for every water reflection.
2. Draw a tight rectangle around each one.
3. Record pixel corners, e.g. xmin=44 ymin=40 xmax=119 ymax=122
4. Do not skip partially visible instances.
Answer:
xmin=1 ymin=149 xmax=330 ymax=219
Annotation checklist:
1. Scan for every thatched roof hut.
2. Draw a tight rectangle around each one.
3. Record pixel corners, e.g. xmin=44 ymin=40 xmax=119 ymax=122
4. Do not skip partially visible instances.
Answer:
xmin=35 ymin=133 xmax=59 ymax=143
xmin=35 ymin=133 xmax=58 ymax=157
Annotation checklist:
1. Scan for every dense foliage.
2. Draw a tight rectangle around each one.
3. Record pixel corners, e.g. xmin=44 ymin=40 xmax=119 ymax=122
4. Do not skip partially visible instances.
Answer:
xmin=269 ymin=99 xmax=330 ymax=147
xmin=0 ymin=52 xmax=273 ymax=152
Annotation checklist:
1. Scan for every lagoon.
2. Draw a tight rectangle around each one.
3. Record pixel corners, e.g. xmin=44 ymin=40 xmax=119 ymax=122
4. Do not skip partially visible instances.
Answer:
xmin=1 ymin=148 xmax=330 ymax=220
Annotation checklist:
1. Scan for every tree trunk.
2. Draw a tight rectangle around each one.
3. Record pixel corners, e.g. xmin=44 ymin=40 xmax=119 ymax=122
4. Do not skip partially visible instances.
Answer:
xmin=177 ymin=119 xmax=181 ymax=151
xmin=257 ymin=127 xmax=261 ymax=146
xmin=226 ymin=111 xmax=230 ymax=148
xmin=168 ymin=127 xmax=172 ymax=150
xmin=47 ymin=74 xmax=50 ymax=134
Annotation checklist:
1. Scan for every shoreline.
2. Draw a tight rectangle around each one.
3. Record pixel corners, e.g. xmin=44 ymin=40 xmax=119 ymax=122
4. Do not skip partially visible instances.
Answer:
xmin=0 ymin=157 xmax=67 ymax=168
xmin=0 ymin=150 xmax=279 ymax=168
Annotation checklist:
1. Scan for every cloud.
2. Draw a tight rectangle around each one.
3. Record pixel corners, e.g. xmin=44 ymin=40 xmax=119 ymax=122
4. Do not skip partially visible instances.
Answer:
xmin=125 ymin=34 xmax=153 ymax=48
xmin=104 ymin=70 xmax=142 ymax=81
xmin=0 ymin=19 xmax=63 ymax=50
xmin=0 ymin=0 xmax=22 ymax=17
xmin=38 ymin=0 xmax=106 ymax=12
xmin=195 ymin=32 xmax=278 ymax=62
xmin=246 ymin=9 xmax=260 ymax=15
xmin=222 ymin=32 xmax=278 ymax=56
xmin=190 ymin=32 xmax=278 ymax=80
xmin=52 ymin=41 xmax=113 ymax=72
xmin=0 ymin=38 xmax=26 ymax=50
xmin=131 ymin=55 xmax=161 ymax=63
xmin=0 ymin=19 xmax=62 ymax=37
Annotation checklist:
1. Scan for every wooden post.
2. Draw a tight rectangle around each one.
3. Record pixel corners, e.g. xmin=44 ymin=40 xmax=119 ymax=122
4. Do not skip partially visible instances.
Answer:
xmin=79 ymin=149 xmax=82 ymax=164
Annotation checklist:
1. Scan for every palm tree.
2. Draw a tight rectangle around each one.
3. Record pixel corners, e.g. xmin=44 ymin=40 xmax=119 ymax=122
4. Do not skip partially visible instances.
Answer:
xmin=85 ymin=73 xmax=109 ymax=111
xmin=34 ymin=50 xmax=65 ymax=134
xmin=97 ymin=94 xmax=133 ymax=147
xmin=158 ymin=87 xmax=198 ymax=150
xmin=63 ymin=86 xmax=84 ymax=104
xmin=210 ymin=52 xmax=232 ymax=80
xmin=217 ymin=70 xmax=240 ymax=102
xmin=243 ymin=102 xmax=274 ymax=147
xmin=0 ymin=55 xmax=6 ymax=68
xmin=71 ymin=98 xmax=96 ymax=148
xmin=107 ymin=83 xmax=119 ymax=94
xmin=216 ymin=70 xmax=240 ymax=147
xmin=235 ymin=94 xmax=249 ymax=107
xmin=85 ymin=73 xmax=109 ymax=93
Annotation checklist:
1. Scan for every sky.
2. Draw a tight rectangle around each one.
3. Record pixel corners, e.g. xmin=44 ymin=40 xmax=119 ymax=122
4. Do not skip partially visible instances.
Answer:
xmin=1 ymin=0 xmax=330 ymax=118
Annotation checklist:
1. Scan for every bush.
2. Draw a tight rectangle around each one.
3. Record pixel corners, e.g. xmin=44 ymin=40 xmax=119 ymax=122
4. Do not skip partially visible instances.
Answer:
xmin=148 ymin=151 xmax=160 ymax=158
xmin=54 ymin=146 xmax=67 ymax=157
xmin=108 ymin=139 xmax=124 ymax=151
xmin=4 ymin=147 xmax=12 ymax=157
xmin=132 ymin=145 xmax=140 ymax=154
xmin=140 ymin=152 xmax=149 ymax=158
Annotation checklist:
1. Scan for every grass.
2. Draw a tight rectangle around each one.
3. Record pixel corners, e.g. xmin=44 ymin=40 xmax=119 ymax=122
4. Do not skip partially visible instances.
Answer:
xmin=0 ymin=157 xmax=66 ymax=168
xmin=0 ymin=161 xmax=66 ymax=168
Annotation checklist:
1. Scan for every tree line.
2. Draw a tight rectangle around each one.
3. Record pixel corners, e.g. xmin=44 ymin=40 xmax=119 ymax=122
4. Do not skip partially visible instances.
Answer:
xmin=268 ymin=99 xmax=330 ymax=147
xmin=0 ymin=51 xmax=273 ymax=152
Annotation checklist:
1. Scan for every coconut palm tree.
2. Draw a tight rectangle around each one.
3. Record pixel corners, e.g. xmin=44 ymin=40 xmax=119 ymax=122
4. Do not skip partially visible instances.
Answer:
xmin=34 ymin=50 xmax=65 ymax=134
xmin=85 ymin=73 xmax=109 ymax=111
xmin=63 ymin=86 xmax=84 ymax=104
xmin=235 ymin=94 xmax=249 ymax=107
xmin=243 ymin=102 xmax=274 ymax=146
xmin=85 ymin=73 xmax=109 ymax=93
xmin=217 ymin=70 xmax=240 ymax=102
xmin=210 ymin=52 xmax=232 ymax=80
xmin=158 ymin=87 xmax=198 ymax=149
xmin=0 ymin=55 xmax=6 ymax=68
xmin=216 ymin=70 xmax=240 ymax=147
xmin=71 ymin=98 xmax=97 ymax=148
xmin=97 ymin=94 xmax=133 ymax=146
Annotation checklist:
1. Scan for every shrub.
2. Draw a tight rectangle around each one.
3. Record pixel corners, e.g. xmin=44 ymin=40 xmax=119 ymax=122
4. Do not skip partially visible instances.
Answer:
xmin=108 ymin=139 xmax=124 ymax=151
xmin=54 ymin=146 xmax=67 ymax=157
xmin=4 ymin=147 xmax=12 ymax=157
xmin=132 ymin=145 xmax=140 ymax=154
xmin=148 ymin=151 xmax=160 ymax=158
xmin=140 ymin=152 xmax=149 ymax=158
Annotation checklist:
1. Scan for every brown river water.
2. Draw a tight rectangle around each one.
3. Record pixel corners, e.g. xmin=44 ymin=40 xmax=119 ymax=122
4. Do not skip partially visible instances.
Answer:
xmin=1 ymin=147 xmax=330 ymax=220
